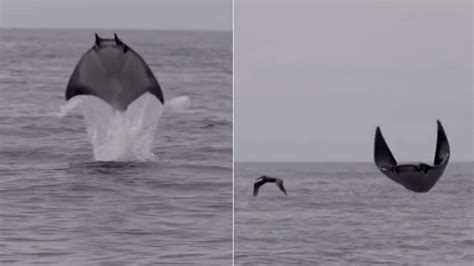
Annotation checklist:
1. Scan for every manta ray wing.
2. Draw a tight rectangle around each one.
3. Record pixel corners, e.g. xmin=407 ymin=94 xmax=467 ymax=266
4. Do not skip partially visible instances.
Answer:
xmin=374 ymin=127 xmax=397 ymax=172
xmin=420 ymin=120 xmax=451 ymax=189
xmin=374 ymin=126 xmax=413 ymax=187
xmin=434 ymin=120 xmax=450 ymax=166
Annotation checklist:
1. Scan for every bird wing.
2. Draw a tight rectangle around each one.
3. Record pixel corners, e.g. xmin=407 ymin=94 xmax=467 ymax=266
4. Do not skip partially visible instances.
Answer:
xmin=253 ymin=179 xmax=266 ymax=197
xmin=276 ymin=181 xmax=287 ymax=196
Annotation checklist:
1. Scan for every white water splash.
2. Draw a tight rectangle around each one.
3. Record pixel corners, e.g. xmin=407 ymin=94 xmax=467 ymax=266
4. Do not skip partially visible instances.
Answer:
xmin=59 ymin=93 xmax=166 ymax=161
xmin=165 ymin=95 xmax=191 ymax=112
xmin=58 ymin=97 xmax=84 ymax=117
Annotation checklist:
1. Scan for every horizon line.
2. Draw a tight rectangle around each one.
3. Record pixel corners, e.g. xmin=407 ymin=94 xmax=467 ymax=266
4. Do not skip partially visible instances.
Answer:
xmin=0 ymin=26 xmax=232 ymax=33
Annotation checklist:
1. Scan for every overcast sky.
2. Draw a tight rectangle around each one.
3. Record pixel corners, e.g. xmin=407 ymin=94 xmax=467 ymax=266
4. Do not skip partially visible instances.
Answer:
xmin=235 ymin=0 xmax=472 ymax=162
xmin=0 ymin=0 xmax=231 ymax=31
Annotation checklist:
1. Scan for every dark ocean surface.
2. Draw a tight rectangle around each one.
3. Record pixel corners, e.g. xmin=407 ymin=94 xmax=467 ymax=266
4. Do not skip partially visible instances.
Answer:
xmin=0 ymin=29 xmax=232 ymax=265
xmin=235 ymin=162 xmax=473 ymax=265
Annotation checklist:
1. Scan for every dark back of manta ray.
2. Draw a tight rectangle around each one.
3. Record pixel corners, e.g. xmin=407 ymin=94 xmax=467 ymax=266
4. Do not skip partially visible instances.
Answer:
xmin=65 ymin=34 xmax=164 ymax=111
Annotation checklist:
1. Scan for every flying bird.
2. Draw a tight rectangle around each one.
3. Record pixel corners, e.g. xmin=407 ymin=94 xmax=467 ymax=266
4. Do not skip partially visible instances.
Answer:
xmin=374 ymin=120 xmax=450 ymax=192
xmin=253 ymin=175 xmax=287 ymax=197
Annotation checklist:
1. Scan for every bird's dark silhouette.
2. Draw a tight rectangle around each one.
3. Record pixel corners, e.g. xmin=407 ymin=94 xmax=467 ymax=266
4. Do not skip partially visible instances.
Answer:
xmin=253 ymin=175 xmax=287 ymax=197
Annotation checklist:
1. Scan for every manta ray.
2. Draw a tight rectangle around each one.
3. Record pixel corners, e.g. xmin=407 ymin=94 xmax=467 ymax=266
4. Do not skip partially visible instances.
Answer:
xmin=374 ymin=120 xmax=450 ymax=192
xmin=65 ymin=33 xmax=164 ymax=111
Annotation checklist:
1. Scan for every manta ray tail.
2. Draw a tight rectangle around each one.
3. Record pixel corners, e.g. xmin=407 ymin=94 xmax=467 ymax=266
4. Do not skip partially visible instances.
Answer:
xmin=374 ymin=127 xmax=397 ymax=170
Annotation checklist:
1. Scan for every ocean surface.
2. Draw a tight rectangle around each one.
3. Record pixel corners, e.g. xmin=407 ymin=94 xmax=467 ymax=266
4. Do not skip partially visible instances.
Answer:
xmin=0 ymin=29 xmax=232 ymax=264
xmin=235 ymin=162 xmax=473 ymax=265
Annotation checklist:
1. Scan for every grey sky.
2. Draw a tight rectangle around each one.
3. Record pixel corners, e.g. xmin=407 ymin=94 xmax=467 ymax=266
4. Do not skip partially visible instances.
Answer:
xmin=0 ymin=0 xmax=231 ymax=31
xmin=235 ymin=0 xmax=472 ymax=162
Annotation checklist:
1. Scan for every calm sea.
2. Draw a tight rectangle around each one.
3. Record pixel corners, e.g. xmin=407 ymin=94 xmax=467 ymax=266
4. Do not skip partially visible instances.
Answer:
xmin=0 ymin=29 xmax=232 ymax=264
xmin=235 ymin=162 xmax=473 ymax=265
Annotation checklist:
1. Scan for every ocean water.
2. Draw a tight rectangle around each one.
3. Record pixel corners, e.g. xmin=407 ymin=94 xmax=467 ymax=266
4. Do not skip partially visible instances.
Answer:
xmin=0 ymin=29 xmax=232 ymax=264
xmin=235 ymin=162 xmax=473 ymax=265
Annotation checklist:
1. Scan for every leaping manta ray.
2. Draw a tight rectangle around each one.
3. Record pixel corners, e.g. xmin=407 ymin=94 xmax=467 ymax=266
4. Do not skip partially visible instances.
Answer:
xmin=65 ymin=33 xmax=164 ymax=111
xmin=374 ymin=120 xmax=450 ymax=192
